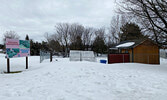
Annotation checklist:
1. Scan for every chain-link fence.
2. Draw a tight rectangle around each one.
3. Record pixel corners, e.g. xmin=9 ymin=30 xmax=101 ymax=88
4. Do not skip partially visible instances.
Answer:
xmin=160 ymin=49 xmax=167 ymax=59
xmin=40 ymin=50 xmax=50 ymax=63
xmin=69 ymin=50 xmax=96 ymax=62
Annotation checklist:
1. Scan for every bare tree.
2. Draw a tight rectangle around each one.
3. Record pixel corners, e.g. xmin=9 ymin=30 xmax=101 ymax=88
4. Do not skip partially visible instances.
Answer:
xmin=44 ymin=32 xmax=57 ymax=51
xmin=106 ymin=34 xmax=113 ymax=49
xmin=54 ymin=23 xmax=70 ymax=52
xmin=44 ymin=32 xmax=51 ymax=43
xmin=109 ymin=15 xmax=128 ymax=43
xmin=3 ymin=31 xmax=20 ymax=44
xmin=93 ymin=28 xmax=107 ymax=54
xmin=82 ymin=27 xmax=94 ymax=50
xmin=69 ymin=23 xmax=84 ymax=50
xmin=44 ymin=23 xmax=71 ymax=53
xmin=117 ymin=0 xmax=167 ymax=45
xmin=94 ymin=27 xmax=106 ymax=39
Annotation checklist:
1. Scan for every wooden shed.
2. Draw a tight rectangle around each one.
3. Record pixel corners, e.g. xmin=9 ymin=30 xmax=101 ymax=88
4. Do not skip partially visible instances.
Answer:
xmin=110 ymin=39 xmax=160 ymax=64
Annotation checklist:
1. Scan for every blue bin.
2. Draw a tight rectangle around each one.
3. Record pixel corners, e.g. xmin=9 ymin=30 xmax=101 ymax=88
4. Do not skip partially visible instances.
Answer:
xmin=100 ymin=60 xmax=107 ymax=64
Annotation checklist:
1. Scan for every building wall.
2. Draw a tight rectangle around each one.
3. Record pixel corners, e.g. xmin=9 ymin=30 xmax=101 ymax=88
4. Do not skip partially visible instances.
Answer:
xmin=121 ymin=49 xmax=132 ymax=62
xmin=133 ymin=40 xmax=159 ymax=64
xmin=121 ymin=40 xmax=159 ymax=64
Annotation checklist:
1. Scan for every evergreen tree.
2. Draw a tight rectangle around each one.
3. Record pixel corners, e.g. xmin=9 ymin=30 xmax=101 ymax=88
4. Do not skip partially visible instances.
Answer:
xmin=70 ymin=36 xmax=83 ymax=50
xmin=25 ymin=34 xmax=29 ymax=40
xmin=120 ymin=23 xmax=144 ymax=42
xmin=48 ymin=40 xmax=61 ymax=52
xmin=41 ymin=41 xmax=49 ymax=51
xmin=30 ymin=40 xmax=43 ymax=55
xmin=75 ymin=36 xmax=83 ymax=50
xmin=92 ymin=36 xmax=107 ymax=55
xmin=30 ymin=40 xmax=35 ymax=55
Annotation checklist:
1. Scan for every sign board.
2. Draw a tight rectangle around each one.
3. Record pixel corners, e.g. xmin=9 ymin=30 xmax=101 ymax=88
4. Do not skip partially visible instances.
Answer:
xmin=6 ymin=39 xmax=30 ymax=58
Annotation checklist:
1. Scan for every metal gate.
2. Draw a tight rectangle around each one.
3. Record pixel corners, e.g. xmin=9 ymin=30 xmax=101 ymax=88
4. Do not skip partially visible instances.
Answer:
xmin=40 ymin=50 xmax=50 ymax=63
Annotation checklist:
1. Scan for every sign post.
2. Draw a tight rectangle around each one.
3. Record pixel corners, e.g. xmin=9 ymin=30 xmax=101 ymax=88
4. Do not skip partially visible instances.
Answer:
xmin=7 ymin=58 xmax=10 ymax=73
xmin=26 ymin=56 xmax=28 ymax=69
xmin=5 ymin=39 xmax=30 ymax=73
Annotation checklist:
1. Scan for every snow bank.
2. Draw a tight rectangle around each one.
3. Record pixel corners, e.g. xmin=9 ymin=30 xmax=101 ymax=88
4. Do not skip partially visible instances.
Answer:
xmin=116 ymin=42 xmax=135 ymax=48
xmin=0 ymin=54 xmax=167 ymax=100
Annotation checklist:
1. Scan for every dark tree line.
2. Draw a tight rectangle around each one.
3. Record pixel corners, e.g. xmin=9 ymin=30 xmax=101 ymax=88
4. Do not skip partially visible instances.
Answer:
xmin=1 ymin=21 xmax=146 ymax=56
xmin=45 ymin=23 xmax=108 ymax=56
xmin=25 ymin=34 xmax=50 ymax=55
xmin=45 ymin=22 xmax=145 ymax=56
xmin=30 ymin=40 xmax=49 ymax=55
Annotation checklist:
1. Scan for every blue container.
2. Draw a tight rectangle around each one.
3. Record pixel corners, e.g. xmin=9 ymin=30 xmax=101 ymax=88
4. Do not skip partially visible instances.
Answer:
xmin=100 ymin=60 xmax=107 ymax=64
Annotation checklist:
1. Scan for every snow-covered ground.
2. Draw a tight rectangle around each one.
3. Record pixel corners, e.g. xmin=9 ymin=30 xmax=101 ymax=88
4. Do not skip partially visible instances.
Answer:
xmin=0 ymin=53 xmax=167 ymax=100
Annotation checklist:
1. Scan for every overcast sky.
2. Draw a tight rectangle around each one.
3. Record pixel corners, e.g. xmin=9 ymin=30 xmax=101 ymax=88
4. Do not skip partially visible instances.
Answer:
xmin=0 ymin=0 xmax=116 ymax=44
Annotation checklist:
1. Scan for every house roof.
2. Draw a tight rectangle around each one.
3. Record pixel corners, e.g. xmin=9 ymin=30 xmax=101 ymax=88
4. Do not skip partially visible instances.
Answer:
xmin=111 ymin=39 xmax=147 ymax=49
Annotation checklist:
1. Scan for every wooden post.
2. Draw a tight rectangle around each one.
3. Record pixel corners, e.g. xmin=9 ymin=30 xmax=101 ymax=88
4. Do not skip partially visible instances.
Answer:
xmin=26 ymin=57 xmax=28 ymax=69
xmin=7 ymin=58 xmax=10 ymax=73
xmin=50 ymin=52 xmax=52 ymax=62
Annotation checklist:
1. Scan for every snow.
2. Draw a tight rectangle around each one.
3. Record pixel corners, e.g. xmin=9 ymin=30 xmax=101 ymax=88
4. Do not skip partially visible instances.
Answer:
xmin=0 ymin=53 xmax=167 ymax=100
xmin=160 ymin=49 xmax=167 ymax=52
xmin=116 ymin=42 xmax=135 ymax=48
xmin=160 ymin=49 xmax=167 ymax=58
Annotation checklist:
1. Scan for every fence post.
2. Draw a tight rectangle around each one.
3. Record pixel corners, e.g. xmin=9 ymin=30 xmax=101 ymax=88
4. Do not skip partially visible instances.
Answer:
xmin=50 ymin=52 xmax=52 ymax=62
xmin=40 ymin=50 xmax=41 ymax=63
xmin=80 ymin=51 xmax=82 ymax=61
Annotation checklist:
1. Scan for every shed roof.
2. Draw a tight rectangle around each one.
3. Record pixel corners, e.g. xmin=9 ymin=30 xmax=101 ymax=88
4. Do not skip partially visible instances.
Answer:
xmin=116 ymin=42 xmax=135 ymax=48
xmin=111 ymin=39 xmax=147 ymax=49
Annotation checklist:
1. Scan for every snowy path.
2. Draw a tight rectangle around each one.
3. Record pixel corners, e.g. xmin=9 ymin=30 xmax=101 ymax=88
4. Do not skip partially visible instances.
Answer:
xmin=0 ymin=54 xmax=167 ymax=100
